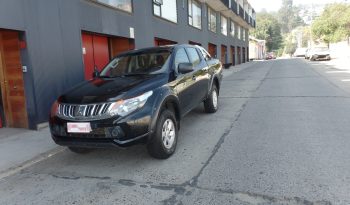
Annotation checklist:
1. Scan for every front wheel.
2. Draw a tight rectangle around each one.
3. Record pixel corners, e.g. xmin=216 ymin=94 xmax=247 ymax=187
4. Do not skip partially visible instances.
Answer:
xmin=204 ymin=84 xmax=219 ymax=113
xmin=147 ymin=110 xmax=178 ymax=159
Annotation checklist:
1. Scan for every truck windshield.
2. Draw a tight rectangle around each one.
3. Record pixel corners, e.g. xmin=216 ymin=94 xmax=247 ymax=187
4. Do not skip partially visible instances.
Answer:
xmin=100 ymin=50 xmax=171 ymax=77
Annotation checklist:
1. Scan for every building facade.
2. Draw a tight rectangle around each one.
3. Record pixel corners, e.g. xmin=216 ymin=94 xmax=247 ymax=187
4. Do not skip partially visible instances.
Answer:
xmin=0 ymin=0 xmax=256 ymax=129
xmin=249 ymin=36 xmax=266 ymax=60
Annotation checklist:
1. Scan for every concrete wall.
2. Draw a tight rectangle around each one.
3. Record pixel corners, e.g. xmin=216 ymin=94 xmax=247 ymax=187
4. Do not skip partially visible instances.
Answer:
xmin=0 ymin=0 xmax=249 ymax=129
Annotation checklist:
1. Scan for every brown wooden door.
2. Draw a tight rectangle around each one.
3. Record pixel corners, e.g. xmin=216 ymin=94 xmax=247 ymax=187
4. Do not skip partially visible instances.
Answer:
xmin=231 ymin=46 xmax=236 ymax=66
xmin=208 ymin=43 xmax=217 ymax=58
xmin=237 ymin=47 xmax=241 ymax=64
xmin=154 ymin=38 xmax=177 ymax=46
xmin=110 ymin=37 xmax=135 ymax=58
xmin=221 ymin=45 xmax=227 ymax=64
xmin=0 ymin=30 xmax=28 ymax=128
xmin=242 ymin=47 xmax=246 ymax=63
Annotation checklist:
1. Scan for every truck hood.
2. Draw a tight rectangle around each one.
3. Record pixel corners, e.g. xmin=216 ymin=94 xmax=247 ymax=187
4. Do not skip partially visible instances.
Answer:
xmin=59 ymin=74 xmax=167 ymax=104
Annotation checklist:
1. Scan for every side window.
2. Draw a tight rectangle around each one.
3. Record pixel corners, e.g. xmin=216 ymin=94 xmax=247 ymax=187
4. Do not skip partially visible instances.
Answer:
xmin=174 ymin=48 xmax=190 ymax=72
xmin=199 ymin=47 xmax=211 ymax=60
xmin=186 ymin=48 xmax=201 ymax=66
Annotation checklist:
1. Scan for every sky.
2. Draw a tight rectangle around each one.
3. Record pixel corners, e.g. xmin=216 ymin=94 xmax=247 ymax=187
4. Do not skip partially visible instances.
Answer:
xmin=248 ymin=0 xmax=348 ymax=12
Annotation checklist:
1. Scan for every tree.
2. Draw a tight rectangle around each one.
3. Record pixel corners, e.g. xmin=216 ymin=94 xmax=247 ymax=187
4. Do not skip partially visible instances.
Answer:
xmin=251 ymin=12 xmax=283 ymax=52
xmin=277 ymin=0 xmax=304 ymax=34
xmin=312 ymin=3 xmax=350 ymax=43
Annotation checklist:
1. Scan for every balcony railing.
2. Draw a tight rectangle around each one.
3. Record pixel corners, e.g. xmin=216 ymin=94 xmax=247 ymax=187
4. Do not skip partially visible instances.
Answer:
xmin=245 ymin=12 xmax=249 ymax=23
xmin=231 ymin=1 xmax=238 ymax=15
xmin=216 ymin=0 xmax=255 ymax=28
xmin=239 ymin=6 xmax=244 ymax=19
xmin=252 ymin=20 xmax=256 ymax=28
xmin=220 ymin=0 xmax=230 ymax=8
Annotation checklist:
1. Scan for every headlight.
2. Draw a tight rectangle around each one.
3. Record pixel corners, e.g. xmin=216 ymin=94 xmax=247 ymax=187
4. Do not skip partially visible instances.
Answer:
xmin=108 ymin=91 xmax=153 ymax=117
xmin=50 ymin=100 xmax=59 ymax=116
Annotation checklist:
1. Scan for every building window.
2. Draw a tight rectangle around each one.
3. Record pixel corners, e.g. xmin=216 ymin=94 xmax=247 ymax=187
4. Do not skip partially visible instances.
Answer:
xmin=208 ymin=7 xmax=217 ymax=33
xmin=153 ymin=0 xmax=178 ymax=23
xmin=221 ymin=15 xmax=228 ymax=36
xmin=237 ymin=26 xmax=241 ymax=40
xmin=188 ymin=0 xmax=202 ymax=29
xmin=92 ymin=0 xmax=132 ymax=12
xmin=230 ymin=21 xmax=235 ymax=37
xmin=243 ymin=29 xmax=246 ymax=41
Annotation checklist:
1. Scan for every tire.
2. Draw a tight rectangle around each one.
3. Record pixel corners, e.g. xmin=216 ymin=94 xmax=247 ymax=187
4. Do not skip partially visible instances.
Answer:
xmin=147 ymin=110 xmax=178 ymax=159
xmin=68 ymin=147 xmax=93 ymax=154
xmin=204 ymin=84 xmax=219 ymax=113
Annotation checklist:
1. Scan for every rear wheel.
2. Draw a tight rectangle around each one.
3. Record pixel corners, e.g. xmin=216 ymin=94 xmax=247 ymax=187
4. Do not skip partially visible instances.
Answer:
xmin=68 ymin=147 xmax=93 ymax=154
xmin=147 ymin=110 xmax=178 ymax=159
xmin=204 ymin=84 xmax=219 ymax=113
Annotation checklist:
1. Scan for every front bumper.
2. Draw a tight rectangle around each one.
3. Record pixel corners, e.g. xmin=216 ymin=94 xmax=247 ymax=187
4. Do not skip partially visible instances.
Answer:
xmin=313 ymin=55 xmax=331 ymax=60
xmin=49 ymin=108 xmax=152 ymax=147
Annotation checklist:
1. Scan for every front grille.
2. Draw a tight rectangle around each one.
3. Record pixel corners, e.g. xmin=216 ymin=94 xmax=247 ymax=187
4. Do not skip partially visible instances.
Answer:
xmin=57 ymin=103 xmax=112 ymax=120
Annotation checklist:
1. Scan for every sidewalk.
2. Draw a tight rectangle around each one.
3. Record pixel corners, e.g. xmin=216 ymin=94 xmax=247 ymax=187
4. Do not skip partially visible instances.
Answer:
xmin=0 ymin=128 xmax=60 ymax=179
xmin=318 ymin=56 xmax=350 ymax=70
xmin=223 ymin=61 xmax=258 ymax=78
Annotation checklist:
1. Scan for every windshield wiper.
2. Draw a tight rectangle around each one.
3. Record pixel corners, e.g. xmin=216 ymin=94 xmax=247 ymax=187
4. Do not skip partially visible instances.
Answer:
xmin=122 ymin=73 xmax=149 ymax=76
xmin=98 ymin=75 xmax=112 ymax=78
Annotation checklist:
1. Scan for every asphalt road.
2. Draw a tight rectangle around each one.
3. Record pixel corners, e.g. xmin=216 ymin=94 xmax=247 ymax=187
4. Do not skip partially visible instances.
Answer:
xmin=1 ymin=58 xmax=350 ymax=205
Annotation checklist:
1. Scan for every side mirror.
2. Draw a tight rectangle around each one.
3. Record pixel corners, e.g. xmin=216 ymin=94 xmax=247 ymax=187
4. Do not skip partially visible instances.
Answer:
xmin=92 ymin=66 xmax=99 ymax=78
xmin=178 ymin=63 xmax=194 ymax=74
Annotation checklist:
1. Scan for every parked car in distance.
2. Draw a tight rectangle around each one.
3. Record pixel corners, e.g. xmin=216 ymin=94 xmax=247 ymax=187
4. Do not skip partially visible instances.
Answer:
xmin=293 ymin=47 xmax=308 ymax=57
xmin=305 ymin=48 xmax=311 ymax=59
xmin=49 ymin=44 xmax=223 ymax=159
xmin=265 ymin=52 xmax=276 ymax=60
xmin=308 ymin=47 xmax=331 ymax=61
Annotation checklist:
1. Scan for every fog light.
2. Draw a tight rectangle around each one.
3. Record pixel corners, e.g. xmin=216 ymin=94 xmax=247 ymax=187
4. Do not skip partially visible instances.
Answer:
xmin=109 ymin=126 xmax=125 ymax=138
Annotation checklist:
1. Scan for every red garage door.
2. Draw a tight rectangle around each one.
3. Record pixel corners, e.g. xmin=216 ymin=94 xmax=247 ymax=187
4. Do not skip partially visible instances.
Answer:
xmin=154 ymin=37 xmax=177 ymax=46
xmin=82 ymin=33 xmax=109 ymax=80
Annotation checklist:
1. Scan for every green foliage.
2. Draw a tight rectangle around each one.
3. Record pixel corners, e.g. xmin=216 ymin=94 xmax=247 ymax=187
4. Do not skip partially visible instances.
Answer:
xmin=312 ymin=3 xmax=350 ymax=43
xmin=278 ymin=0 xmax=304 ymax=34
xmin=301 ymin=26 xmax=311 ymax=47
xmin=284 ymin=41 xmax=297 ymax=55
xmin=251 ymin=12 xmax=283 ymax=52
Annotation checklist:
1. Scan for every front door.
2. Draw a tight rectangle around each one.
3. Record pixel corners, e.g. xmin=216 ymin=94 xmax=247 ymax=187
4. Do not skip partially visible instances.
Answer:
xmin=173 ymin=48 xmax=196 ymax=116
xmin=0 ymin=30 xmax=28 ymax=128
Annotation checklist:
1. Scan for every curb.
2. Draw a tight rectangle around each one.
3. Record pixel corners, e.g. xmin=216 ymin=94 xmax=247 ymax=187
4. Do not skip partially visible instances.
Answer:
xmin=223 ymin=61 xmax=258 ymax=78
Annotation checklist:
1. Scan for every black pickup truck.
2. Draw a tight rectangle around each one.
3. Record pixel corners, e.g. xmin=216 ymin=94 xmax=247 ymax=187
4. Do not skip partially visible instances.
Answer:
xmin=49 ymin=44 xmax=223 ymax=159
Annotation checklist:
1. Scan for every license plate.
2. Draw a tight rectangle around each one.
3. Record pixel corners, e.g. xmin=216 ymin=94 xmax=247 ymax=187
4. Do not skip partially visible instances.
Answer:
xmin=67 ymin=122 xmax=92 ymax=133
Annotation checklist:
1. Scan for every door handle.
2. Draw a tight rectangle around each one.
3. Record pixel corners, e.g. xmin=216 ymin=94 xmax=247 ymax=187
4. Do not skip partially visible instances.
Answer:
xmin=192 ymin=75 xmax=196 ymax=81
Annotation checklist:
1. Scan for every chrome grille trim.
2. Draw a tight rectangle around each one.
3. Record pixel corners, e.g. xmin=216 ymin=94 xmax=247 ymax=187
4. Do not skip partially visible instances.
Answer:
xmin=57 ymin=103 xmax=112 ymax=121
